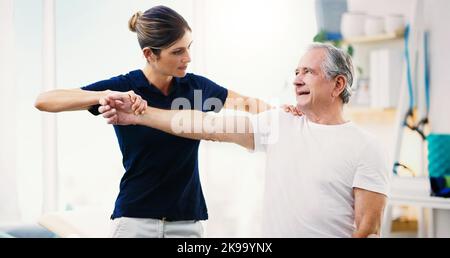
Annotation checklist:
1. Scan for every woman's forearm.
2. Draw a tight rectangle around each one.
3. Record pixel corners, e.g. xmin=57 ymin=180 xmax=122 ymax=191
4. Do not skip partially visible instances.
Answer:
xmin=35 ymin=89 xmax=109 ymax=113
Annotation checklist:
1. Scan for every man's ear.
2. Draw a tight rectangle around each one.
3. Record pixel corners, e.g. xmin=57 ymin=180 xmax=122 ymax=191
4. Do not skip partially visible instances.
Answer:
xmin=143 ymin=47 xmax=158 ymax=62
xmin=333 ymin=75 xmax=347 ymax=98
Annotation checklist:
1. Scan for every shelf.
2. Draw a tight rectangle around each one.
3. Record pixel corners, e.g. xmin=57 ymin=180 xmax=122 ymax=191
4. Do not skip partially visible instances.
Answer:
xmin=344 ymin=107 xmax=397 ymax=124
xmin=343 ymin=29 xmax=405 ymax=44
xmin=389 ymin=176 xmax=450 ymax=210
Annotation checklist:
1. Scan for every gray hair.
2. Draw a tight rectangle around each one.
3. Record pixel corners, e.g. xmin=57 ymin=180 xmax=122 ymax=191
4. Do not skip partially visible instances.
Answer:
xmin=307 ymin=43 xmax=354 ymax=104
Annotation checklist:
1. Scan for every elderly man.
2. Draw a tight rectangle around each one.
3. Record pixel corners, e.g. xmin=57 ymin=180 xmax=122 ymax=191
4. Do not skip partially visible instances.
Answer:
xmin=99 ymin=43 xmax=390 ymax=238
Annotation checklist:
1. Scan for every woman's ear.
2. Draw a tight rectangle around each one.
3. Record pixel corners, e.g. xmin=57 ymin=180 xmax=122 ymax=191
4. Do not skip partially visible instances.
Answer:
xmin=143 ymin=47 xmax=157 ymax=62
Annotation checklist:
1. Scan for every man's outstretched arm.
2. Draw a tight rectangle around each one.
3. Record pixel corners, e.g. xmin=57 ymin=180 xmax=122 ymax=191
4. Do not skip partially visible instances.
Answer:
xmin=99 ymin=97 xmax=255 ymax=150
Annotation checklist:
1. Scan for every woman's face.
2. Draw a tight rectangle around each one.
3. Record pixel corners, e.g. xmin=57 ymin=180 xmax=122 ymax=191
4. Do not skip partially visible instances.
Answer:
xmin=150 ymin=30 xmax=193 ymax=78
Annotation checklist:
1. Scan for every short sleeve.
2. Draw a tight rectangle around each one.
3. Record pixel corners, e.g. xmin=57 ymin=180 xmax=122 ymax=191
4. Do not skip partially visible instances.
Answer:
xmin=195 ymin=75 xmax=228 ymax=113
xmin=249 ymin=109 xmax=280 ymax=153
xmin=352 ymin=138 xmax=392 ymax=197
xmin=80 ymin=75 xmax=132 ymax=116
xmin=81 ymin=75 xmax=130 ymax=92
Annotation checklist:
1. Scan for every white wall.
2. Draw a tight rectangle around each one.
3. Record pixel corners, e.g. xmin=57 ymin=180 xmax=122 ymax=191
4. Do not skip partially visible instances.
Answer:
xmin=0 ymin=0 xmax=20 ymax=222
xmin=193 ymin=0 xmax=316 ymax=237
xmin=51 ymin=0 xmax=316 ymax=237
xmin=198 ymin=0 xmax=316 ymax=102
xmin=5 ymin=0 xmax=316 ymax=236
xmin=13 ymin=0 xmax=45 ymax=223
xmin=426 ymin=0 xmax=450 ymax=133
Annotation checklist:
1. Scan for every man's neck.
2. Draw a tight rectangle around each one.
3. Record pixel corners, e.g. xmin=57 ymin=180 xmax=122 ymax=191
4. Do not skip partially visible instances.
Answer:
xmin=142 ymin=65 xmax=173 ymax=95
xmin=303 ymin=105 xmax=347 ymax=125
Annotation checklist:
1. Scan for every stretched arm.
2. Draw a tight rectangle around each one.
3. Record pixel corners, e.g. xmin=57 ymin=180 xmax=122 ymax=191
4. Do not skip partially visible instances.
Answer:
xmin=225 ymin=90 xmax=273 ymax=114
xmin=226 ymin=90 xmax=302 ymax=116
xmin=99 ymin=96 xmax=255 ymax=150
xmin=34 ymin=89 xmax=146 ymax=114
xmin=352 ymin=188 xmax=387 ymax=238
xmin=146 ymin=108 xmax=254 ymax=149
xmin=34 ymin=88 xmax=110 ymax=112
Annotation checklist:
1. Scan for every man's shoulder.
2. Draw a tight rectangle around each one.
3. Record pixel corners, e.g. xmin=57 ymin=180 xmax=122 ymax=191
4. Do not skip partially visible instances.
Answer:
xmin=345 ymin=123 xmax=386 ymax=155
xmin=349 ymin=123 xmax=379 ymax=142
xmin=255 ymin=108 xmax=302 ymax=126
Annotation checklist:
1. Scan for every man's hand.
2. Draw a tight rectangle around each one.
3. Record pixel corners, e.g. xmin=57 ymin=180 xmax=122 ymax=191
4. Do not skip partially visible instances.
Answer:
xmin=99 ymin=91 xmax=147 ymax=115
xmin=281 ymin=104 xmax=303 ymax=116
xmin=98 ymin=91 xmax=147 ymax=125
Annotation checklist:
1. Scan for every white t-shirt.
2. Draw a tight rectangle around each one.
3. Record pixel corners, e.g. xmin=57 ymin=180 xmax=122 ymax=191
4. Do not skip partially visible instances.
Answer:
xmin=251 ymin=109 xmax=391 ymax=238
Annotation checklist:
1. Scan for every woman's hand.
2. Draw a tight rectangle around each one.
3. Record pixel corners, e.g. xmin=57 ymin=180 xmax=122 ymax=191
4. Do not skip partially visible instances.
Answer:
xmin=99 ymin=91 xmax=147 ymax=115
xmin=98 ymin=91 xmax=148 ymax=125
xmin=281 ymin=104 xmax=303 ymax=116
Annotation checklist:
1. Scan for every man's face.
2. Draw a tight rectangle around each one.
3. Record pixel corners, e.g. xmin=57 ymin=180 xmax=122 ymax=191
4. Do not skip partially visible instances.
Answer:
xmin=293 ymin=48 xmax=335 ymax=111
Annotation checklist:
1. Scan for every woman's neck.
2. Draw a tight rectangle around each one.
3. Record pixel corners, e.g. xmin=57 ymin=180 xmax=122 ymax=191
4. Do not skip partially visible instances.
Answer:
xmin=142 ymin=65 xmax=173 ymax=95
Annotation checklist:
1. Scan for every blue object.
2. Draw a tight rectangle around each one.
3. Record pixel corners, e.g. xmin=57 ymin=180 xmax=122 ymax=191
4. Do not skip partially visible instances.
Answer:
xmin=424 ymin=31 xmax=431 ymax=115
xmin=404 ymin=25 xmax=415 ymax=110
xmin=82 ymin=70 xmax=228 ymax=220
xmin=428 ymin=134 xmax=450 ymax=197
xmin=430 ymin=177 xmax=450 ymax=197
xmin=315 ymin=0 xmax=348 ymax=35
xmin=427 ymin=134 xmax=450 ymax=178
xmin=325 ymin=32 xmax=343 ymax=41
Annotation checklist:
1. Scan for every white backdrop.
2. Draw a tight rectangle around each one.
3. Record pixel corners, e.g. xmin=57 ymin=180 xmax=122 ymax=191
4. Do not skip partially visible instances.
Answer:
xmin=0 ymin=0 xmax=20 ymax=223
xmin=3 ymin=0 xmax=316 ymax=237
xmin=54 ymin=0 xmax=316 ymax=237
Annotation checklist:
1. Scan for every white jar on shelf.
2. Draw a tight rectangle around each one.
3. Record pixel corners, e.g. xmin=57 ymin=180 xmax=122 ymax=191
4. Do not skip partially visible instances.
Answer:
xmin=364 ymin=15 xmax=385 ymax=36
xmin=385 ymin=14 xmax=405 ymax=34
xmin=341 ymin=12 xmax=366 ymax=38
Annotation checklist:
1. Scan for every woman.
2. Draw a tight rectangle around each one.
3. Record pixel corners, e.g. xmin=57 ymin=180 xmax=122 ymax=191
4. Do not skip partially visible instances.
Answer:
xmin=35 ymin=5 xmax=275 ymax=238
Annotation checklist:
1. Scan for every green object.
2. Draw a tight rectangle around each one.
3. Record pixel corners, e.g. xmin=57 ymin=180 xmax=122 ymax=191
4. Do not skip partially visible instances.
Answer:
xmin=313 ymin=30 xmax=343 ymax=48
xmin=312 ymin=30 xmax=354 ymax=57
xmin=445 ymin=175 xmax=450 ymax=188
xmin=347 ymin=45 xmax=354 ymax=57
xmin=313 ymin=30 xmax=327 ymax=43
xmin=427 ymin=134 xmax=450 ymax=178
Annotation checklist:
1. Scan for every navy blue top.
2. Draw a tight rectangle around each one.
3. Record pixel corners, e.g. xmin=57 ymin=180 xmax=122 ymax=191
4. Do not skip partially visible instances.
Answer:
xmin=81 ymin=70 xmax=228 ymax=221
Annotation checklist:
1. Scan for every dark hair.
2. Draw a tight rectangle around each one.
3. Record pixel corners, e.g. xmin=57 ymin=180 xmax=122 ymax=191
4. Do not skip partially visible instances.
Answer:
xmin=128 ymin=5 xmax=191 ymax=55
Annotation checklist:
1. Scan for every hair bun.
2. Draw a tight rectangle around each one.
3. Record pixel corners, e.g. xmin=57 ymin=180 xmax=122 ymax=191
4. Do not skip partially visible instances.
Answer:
xmin=128 ymin=11 xmax=142 ymax=32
